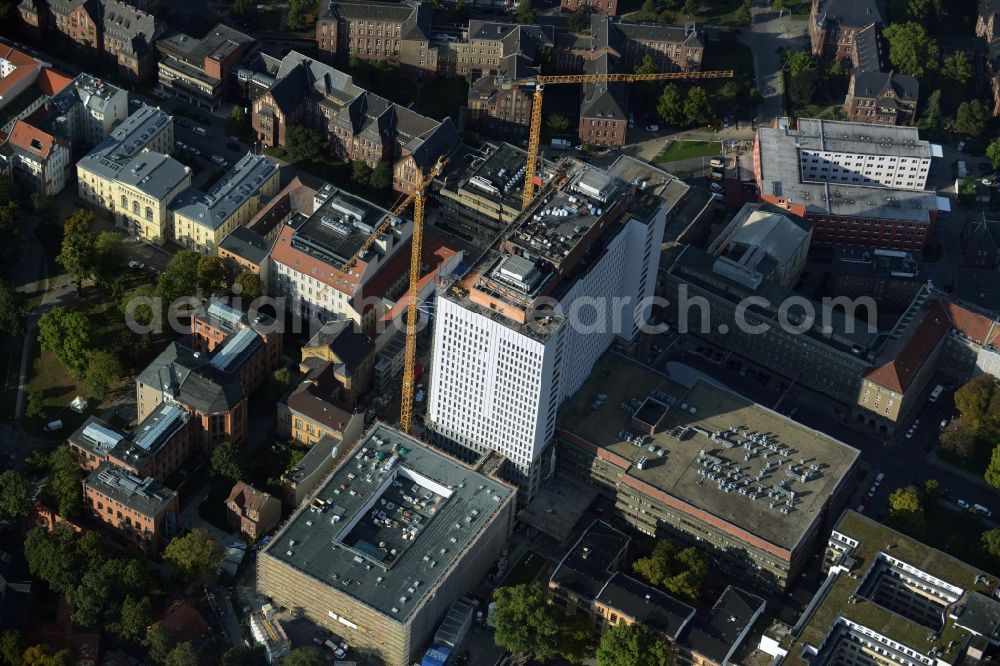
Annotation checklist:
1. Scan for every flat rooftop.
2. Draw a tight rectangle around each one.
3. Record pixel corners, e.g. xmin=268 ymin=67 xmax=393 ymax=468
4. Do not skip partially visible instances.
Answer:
xmin=666 ymin=244 xmax=879 ymax=354
xmin=557 ymin=353 xmax=860 ymax=554
xmin=784 ymin=510 xmax=999 ymax=665
xmin=85 ymin=463 xmax=176 ymax=517
xmin=292 ymin=184 xmax=397 ymax=268
xmin=171 ymin=153 xmax=278 ymax=230
xmin=793 ymin=119 xmax=935 ymax=159
xmin=757 ymin=125 xmax=944 ymax=223
xmin=443 ymin=142 xmax=529 ymax=212
xmin=262 ymin=424 xmax=515 ymax=621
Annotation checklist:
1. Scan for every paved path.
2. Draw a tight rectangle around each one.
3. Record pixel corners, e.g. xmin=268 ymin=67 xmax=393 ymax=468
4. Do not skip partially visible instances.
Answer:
xmin=739 ymin=0 xmax=810 ymax=123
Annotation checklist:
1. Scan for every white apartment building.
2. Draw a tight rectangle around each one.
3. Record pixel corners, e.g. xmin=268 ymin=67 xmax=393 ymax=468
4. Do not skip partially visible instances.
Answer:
xmin=4 ymin=119 xmax=71 ymax=195
xmin=269 ymin=184 xmax=414 ymax=331
xmin=793 ymin=119 xmax=940 ymax=191
xmin=46 ymin=73 xmax=129 ymax=150
xmin=427 ymin=157 xmax=670 ymax=498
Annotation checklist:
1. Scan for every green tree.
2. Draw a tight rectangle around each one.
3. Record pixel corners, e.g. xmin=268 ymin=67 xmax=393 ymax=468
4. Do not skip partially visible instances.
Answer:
xmin=883 ymin=22 xmax=938 ymax=77
xmin=656 ymin=84 xmax=685 ymax=125
xmin=369 ymin=161 xmax=393 ymax=190
xmin=94 ymin=231 xmax=125 ymax=292
xmin=783 ymin=50 xmax=816 ymax=77
xmin=938 ymin=418 xmax=976 ymax=460
xmin=282 ymin=648 xmax=325 ymax=666
xmin=38 ymin=307 xmax=92 ymax=378
xmin=982 ymin=529 xmax=1000 ymax=560
xmin=25 ymin=391 xmax=45 ymax=422
xmin=0 ymin=200 xmax=19 ymax=244
xmin=568 ymin=8 xmax=589 ymax=32
xmin=234 ymin=271 xmax=263 ymax=301
xmin=56 ymin=209 xmax=98 ymax=288
xmin=285 ymin=125 xmax=323 ymax=162
xmin=85 ymin=350 xmax=123 ymax=401
xmin=632 ymin=539 xmax=706 ymax=603
xmin=514 ymin=0 xmax=535 ymax=23
xmin=222 ymin=646 xmax=267 ymax=666
xmin=492 ymin=584 xmax=562 ymax=660
xmin=887 ymin=485 xmax=925 ymax=535
xmin=635 ymin=54 xmax=657 ymax=75
xmin=683 ymin=0 xmax=698 ymax=12
xmin=941 ymin=51 xmax=974 ymax=89
xmin=165 ymin=642 xmax=201 ymax=666
xmin=231 ymin=0 xmax=252 ymax=16
xmin=351 ymin=160 xmax=373 ymax=184
xmin=197 ymin=255 xmax=227 ymax=293
xmin=225 ymin=105 xmax=246 ymax=136
xmin=286 ymin=0 xmax=318 ymax=30
xmin=121 ymin=283 xmax=160 ymax=328
xmin=918 ymin=89 xmax=943 ymax=132
xmin=955 ymin=99 xmax=988 ymax=137
xmin=789 ymin=68 xmax=818 ymax=106
xmin=266 ymin=367 xmax=294 ymax=402
xmin=0 ymin=279 xmax=26 ymax=336
xmin=23 ymin=524 xmax=81 ymax=594
xmin=0 ymin=630 xmax=23 ymax=666
xmin=547 ymin=114 xmax=571 ymax=133
xmin=985 ymin=444 xmax=1000 ymax=489
xmin=164 ymin=529 xmax=224 ymax=584
xmin=45 ymin=447 xmax=84 ymax=518
xmin=955 ymin=374 xmax=994 ymax=432
xmin=0 ymin=470 xmax=31 ymax=520
xmin=683 ymin=87 xmax=712 ymax=127
xmin=111 ymin=596 xmax=153 ymax=643
xmin=889 ymin=0 xmax=940 ymax=22
xmin=987 ymin=139 xmax=1000 ymax=170
xmin=21 ymin=645 xmax=73 ymax=666
xmin=146 ymin=623 xmax=175 ymax=664
xmin=32 ymin=193 xmax=57 ymax=226
xmin=597 ymin=622 xmax=672 ymax=666
xmin=157 ymin=250 xmax=202 ymax=304
xmin=922 ymin=478 xmax=940 ymax=498
xmin=211 ymin=441 xmax=245 ymax=482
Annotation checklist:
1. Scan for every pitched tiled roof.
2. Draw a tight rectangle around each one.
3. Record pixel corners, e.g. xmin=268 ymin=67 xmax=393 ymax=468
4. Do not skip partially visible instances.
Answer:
xmin=7 ymin=119 xmax=59 ymax=159
xmin=815 ymin=0 xmax=886 ymax=27
xmin=942 ymin=299 xmax=1000 ymax=348
xmin=227 ymin=481 xmax=274 ymax=513
xmin=0 ymin=43 xmax=41 ymax=102
xmin=282 ymin=362 xmax=356 ymax=429
xmin=865 ymin=302 xmax=950 ymax=392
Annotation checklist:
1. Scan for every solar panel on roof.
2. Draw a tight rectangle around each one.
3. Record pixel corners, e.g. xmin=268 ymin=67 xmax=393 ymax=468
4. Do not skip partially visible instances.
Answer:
xmin=210 ymin=327 xmax=259 ymax=371
xmin=207 ymin=301 xmax=244 ymax=327
xmin=83 ymin=422 xmax=125 ymax=451
xmin=133 ymin=403 xmax=185 ymax=451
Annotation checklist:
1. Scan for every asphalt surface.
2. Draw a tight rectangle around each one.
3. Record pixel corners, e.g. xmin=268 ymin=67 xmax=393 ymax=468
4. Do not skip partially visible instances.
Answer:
xmin=739 ymin=1 xmax=810 ymax=123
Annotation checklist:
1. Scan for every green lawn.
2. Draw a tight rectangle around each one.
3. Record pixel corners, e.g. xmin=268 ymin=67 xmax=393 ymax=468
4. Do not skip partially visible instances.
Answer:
xmin=417 ymin=78 xmax=469 ymax=124
xmin=673 ymin=0 xmax=751 ymax=26
xmin=502 ymin=550 xmax=547 ymax=586
xmin=23 ymin=272 xmax=169 ymax=435
xmin=655 ymin=140 xmax=721 ymax=163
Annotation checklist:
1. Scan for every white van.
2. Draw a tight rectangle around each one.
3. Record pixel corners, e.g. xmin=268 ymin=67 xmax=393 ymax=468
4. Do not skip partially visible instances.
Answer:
xmin=44 ymin=419 xmax=63 ymax=431
xmin=929 ymin=384 xmax=943 ymax=402
xmin=193 ymin=126 xmax=208 ymax=136
xmin=709 ymin=157 xmax=725 ymax=169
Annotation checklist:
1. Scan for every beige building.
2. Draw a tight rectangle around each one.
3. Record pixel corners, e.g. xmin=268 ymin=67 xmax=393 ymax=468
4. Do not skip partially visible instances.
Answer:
xmin=258 ymin=425 xmax=515 ymax=666
xmin=277 ymin=362 xmax=365 ymax=446
xmin=169 ymin=153 xmax=280 ymax=254
xmin=76 ymin=104 xmax=191 ymax=244
xmin=226 ymin=481 xmax=282 ymax=540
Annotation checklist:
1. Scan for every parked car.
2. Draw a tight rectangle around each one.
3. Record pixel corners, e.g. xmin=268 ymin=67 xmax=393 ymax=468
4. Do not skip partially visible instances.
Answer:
xmin=958 ymin=499 xmax=970 ymax=509
xmin=194 ymin=126 xmax=208 ymax=136
xmin=710 ymin=182 xmax=724 ymax=193
xmin=645 ymin=124 xmax=659 ymax=132
xmin=958 ymin=140 xmax=967 ymax=152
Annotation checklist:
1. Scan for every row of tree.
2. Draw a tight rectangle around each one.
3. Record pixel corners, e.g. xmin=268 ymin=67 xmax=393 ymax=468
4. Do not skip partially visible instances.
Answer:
xmin=490 ymin=583 xmax=674 ymax=665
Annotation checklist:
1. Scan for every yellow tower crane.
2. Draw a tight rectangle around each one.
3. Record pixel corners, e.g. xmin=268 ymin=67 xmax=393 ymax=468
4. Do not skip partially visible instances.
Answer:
xmin=507 ymin=70 xmax=735 ymax=209
xmin=309 ymin=158 xmax=446 ymax=434
xmin=399 ymin=156 xmax=449 ymax=434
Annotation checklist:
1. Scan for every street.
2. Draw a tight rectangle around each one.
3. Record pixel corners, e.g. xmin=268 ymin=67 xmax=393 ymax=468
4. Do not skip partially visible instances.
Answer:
xmin=740 ymin=0 xmax=810 ymax=123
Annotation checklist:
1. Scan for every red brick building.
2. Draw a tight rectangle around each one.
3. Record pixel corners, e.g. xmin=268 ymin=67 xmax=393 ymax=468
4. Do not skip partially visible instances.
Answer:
xmin=809 ymin=0 xmax=885 ymax=60
xmin=83 ymin=464 xmax=178 ymax=550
